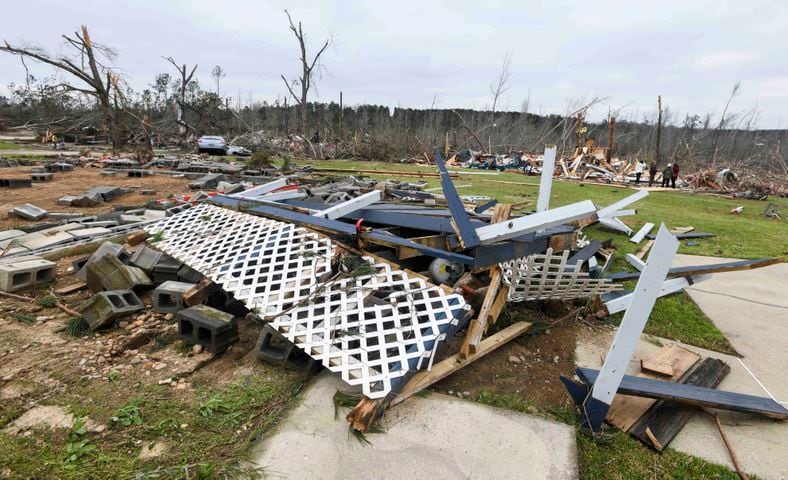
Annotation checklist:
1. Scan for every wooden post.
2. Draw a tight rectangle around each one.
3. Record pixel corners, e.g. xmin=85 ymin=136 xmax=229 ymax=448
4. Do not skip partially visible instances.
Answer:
xmin=606 ymin=115 xmax=616 ymax=163
xmin=656 ymin=95 xmax=663 ymax=164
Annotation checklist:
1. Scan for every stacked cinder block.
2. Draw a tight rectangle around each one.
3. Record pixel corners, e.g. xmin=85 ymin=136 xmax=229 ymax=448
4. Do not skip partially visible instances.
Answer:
xmin=85 ymin=254 xmax=153 ymax=292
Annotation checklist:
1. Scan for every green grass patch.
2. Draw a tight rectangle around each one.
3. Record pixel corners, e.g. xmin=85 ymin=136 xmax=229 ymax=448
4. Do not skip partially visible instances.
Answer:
xmin=0 ymin=142 xmax=22 ymax=150
xmin=1 ymin=369 xmax=305 ymax=479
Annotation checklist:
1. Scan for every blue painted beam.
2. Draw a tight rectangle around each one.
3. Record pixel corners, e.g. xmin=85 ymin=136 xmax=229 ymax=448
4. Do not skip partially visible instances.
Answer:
xmin=435 ymin=150 xmax=481 ymax=248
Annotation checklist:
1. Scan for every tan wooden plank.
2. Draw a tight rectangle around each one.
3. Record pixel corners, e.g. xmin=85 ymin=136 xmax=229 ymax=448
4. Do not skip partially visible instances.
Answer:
xmin=606 ymin=346 xmax=699 ymax=431
xmin=641 ymin=345 xmax=701 ymax=378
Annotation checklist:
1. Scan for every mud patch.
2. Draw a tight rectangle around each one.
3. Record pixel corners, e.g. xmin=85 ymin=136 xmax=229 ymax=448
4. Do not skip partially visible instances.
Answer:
xmin=3 ymin=405 xmax=105 ymax=435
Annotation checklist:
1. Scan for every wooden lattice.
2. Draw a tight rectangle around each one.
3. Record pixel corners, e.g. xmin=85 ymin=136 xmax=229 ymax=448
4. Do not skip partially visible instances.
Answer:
xmin=146 ymin=204 xmax=334 ymax=316
xmin=501 ymin=248 xmax=622 ymax=302
xmin=148 ymin=204 xmax=470 ymax=399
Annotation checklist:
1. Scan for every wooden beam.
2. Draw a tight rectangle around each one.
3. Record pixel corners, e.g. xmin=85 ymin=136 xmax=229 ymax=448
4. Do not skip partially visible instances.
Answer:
xmin=389 ymin=321 xmax=532 ymax=407
xmin=630 ymin=222 xmax=655 ymax=244
xmin=609 ymin=257 xmax=782 ymax=281
xmin=475 ymin=200 xmax=597 ymax=245
xmin=536 ymin=145 xmax=556 ymax=212
xmin=579 ymin=363 xmax=787 ymax=420
xmin=313 ymin=190 xmax=381 ymax=220
xmin=635 ymin=239 xmax=654 ymax=259
xmin=597 ymin=190 xmax=649 ymax=219
xmin=436 ymin=151 xmax=481 ymax=249
xmin=460 ymin=204 xmax=512 ymax=359
xmin=310 ymin=167 xmax=458 ymax=179
xmin=630 ymin=358 xmax=730 ymax=451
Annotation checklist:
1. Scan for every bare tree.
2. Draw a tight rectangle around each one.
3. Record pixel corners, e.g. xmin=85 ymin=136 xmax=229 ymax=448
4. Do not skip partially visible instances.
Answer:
xmin=712 ymin=81 xmax=741 ymax=164
xmin=280 ymin=9 xmax=331 ymax=135
xmin=0 ymin=25 xmax=125 ymax=147
xmin=490 ymin=53 xmax=513 ymax=118
xmin=164 ymin=56 xmax=197 ymax=143
xmin=211 ymin=65 xmax=225 ymax=97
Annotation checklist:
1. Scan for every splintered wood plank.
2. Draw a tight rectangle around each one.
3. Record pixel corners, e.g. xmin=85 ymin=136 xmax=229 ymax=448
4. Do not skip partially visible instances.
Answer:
xmin=606 ymin=346 xmax=697 ymax=431
xmin=630 ymin=358 xmax=730 ymax=451
xmin=635 ymin=239 xmax=654 ymax=260
xmin=460 ymin=204 xmax=511 ymax=359
xmin=641 ymin=345 xmax=701 ymax=377
xmin=389 ymin=321 xmax=532 ymax=407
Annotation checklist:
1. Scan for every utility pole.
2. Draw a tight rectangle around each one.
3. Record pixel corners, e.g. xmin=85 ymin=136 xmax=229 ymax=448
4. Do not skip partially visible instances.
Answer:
xmin=339 ymin=91 xmax=344 ymax=141
xmin=606 ymin=114 xmax=616 ymax=163
xmin=656 ymin=95 xmax=663 ymax=164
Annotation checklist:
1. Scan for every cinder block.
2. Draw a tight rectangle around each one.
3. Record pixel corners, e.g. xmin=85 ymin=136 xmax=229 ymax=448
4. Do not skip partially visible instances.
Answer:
xmin=153 ymin=280 xmax=196 ymax=313
xmin=165 ymin=204 xmax=192 ymax=217
xmin=31 ymin=166 xmax=47 ymax=173
xmin=206 ymin=290 xmax=249 ymax=317
xmin=152 ymin=254 xmax=182 ymax=283
xmin=177 ymin=304 xmax=238 ymax=354
xmin=189 ymin=173 xmax=224 ymax=190
xmin=85 ymin=254 xmax=153 ymax=293
xmin=11 ymin=204 xmax=48 ymax=221
xmin=78 ymin=290 xmax=144 ymax=330
xmin=76 ymin=242 xmax=130 ymax=281
xmin=31 ymin=173 xmax=54 ymax=182
xmin=177 ymin=263 xmax=202 ymax=283
xmin=127 ymin=169 xmax=152 ymax=177
xmin=129 ymin=245 xmax=162 ymax=273
xmin=255 ymin=323 xmax=322 ymax=372
xmin=0 ymin=258 xmax=57 ymax=292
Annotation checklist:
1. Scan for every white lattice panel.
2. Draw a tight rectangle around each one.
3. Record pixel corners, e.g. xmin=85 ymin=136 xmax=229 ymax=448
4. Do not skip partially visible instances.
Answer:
xmin=146 ymin=204 xmax=334 ymax=315
xmin=149 ymin=204 xmax=470 ymax=399
xmin=272 ymin=260 xmax=469 ymax=399
xmin=501 ymin=248 xmax=621 ymax=302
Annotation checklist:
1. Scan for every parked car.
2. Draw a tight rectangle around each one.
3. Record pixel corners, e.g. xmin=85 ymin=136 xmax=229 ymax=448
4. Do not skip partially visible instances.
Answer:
xmin=227 ymin=145 xmax=251 ymax=156
xmin=197 ymin=135 xmax=228 ymax=155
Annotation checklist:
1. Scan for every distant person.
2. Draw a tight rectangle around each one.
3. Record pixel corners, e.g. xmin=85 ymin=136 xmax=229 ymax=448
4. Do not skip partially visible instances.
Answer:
xmin=648 ymin=161 xmax=657 ymax=187
xmin=671 ymin=162 xmax=680 ymax=189
xmin=634 ymin=160 xmax=645 ymax=185
xmin=661 ymin=163 xmax=673 ymax=188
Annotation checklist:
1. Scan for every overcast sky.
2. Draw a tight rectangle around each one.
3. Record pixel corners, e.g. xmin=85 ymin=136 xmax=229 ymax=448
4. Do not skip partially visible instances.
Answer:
xmin=2 ymin=0 xmax=787 ymax=127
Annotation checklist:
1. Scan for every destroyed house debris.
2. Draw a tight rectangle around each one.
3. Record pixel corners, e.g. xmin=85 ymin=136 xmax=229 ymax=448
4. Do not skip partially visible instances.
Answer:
xmin=0 ymin=146 xmax=782 ymax=455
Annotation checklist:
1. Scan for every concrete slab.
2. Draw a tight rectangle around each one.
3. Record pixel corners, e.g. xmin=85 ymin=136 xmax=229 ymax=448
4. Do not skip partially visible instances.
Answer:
xmin=69 ymin=227 xmax=113 ymax=239
xmin=252 ymin=374 xmax=578 ymax=480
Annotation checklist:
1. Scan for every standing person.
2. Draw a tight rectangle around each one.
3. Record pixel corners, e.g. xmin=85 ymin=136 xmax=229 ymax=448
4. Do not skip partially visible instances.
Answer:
xmin=634 ymin=160 xmax=645 ymax=185
xmin=671 ymin=162 xmax=680 ymax=189
xmin=648 ymin=161 xmax=657 ymax=187
xmin=661 ymin=163 xmax=673 ymax=188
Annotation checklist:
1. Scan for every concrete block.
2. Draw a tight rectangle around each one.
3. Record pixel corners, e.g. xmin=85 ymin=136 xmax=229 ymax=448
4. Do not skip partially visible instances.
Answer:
xmin=217 ymin=181 xmax=245 ymax=194
xmin=31 ymin=166 xmax=47 ymax=173
xmin=166 ymin=204 xmax=192 ymax=217
xmin=78 ymin=290 xmax=144 ymax=330
xmin=76 ymin=242 xmax=130 ymax=281
xmin=0 ymin=258 xmax=57 ymax=292
xmin=85 ymin=186 xmax=121 ymax=201
xmin=0 ymin=230 xmax=25 ymax=242
xmin=153 ymin=280 xmax=195 ymax=313
xmin=85 ymin=254 xmax=153 ymax=293
xmin=141 ymin=189 xmax=157 ymax=195
xmin=71 ymin=194 xmax=103 ymax=207
xmin=70 ymin=227 xmax=113 ymax=239
xmin=129 ymin=245 xmax=162 ymax=273
xmin=47 ymin=162 xmax=74 ymax=172
xmin=0 ymin=178 xmax=32 ymax=188
xmin=255 ymin=323 xmax=322 ymax=371
xmin=31 ymin=172 xmax=54 ymax=182
xmin=152 ymin=254 xmax=182 ymax=283
xmin=77 ymin=220 xmax=119 ymax=228
xmin=17 ymin=230 xmax=75 ymax=251
xmin=177 ymin=304 xmax=238 ymax=353
xmin=48 ymin=212 xmax=84 ymax=220
xmin=189 ymin=173 xmax=224 ymax=190
xmin=127 ymin=169 xmax=152 ymax=177
xmin=177 ymin=263 xmax=203 ymax=283
xmin=11 ymin=204 xmax=48 ymax=221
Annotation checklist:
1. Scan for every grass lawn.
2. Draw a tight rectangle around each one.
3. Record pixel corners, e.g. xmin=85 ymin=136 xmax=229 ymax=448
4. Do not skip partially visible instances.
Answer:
xmin=0 ymin=346 xmax=307 ymax=479
xmin=0 ymin=142 xmax=22 ymax=150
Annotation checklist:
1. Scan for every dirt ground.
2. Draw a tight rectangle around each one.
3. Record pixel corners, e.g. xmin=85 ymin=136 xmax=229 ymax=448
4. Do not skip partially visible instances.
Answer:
xmin=0 ymin=164 xmax=193 ymax=230
xmin=435 ymin=303 xmax=580 ymax=411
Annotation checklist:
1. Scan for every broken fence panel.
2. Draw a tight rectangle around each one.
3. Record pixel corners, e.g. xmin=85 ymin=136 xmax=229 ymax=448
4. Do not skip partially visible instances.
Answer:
xmin=476 ymin=200 xmax=597 ymax=245
xmin=597 ymin=189 xmax=649 ymax=219
xmin=313 ymin=190 xmax=381 ymax=220
xmin=501 ymin=248 xmax=621 ymax=302
xmin=630 ymin=222 xmax=655 ymax=244
xmin=598 ymin=216 xmax=633 ymax=236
